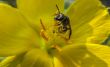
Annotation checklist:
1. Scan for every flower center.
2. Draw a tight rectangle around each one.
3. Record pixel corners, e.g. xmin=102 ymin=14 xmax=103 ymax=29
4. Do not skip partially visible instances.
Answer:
xmin=39 ymin=19 xmax=71 ymax=55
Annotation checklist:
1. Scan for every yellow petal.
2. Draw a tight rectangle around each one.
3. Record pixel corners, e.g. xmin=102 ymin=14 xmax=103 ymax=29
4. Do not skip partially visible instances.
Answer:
xmin=0 ymin=56 xmax=22 ymax=67
xmin=58 ymin=44 xmax=110 ymax=67
xmin=66 ymin=0 xmax=108 ymax=44
xmin=0 ymin=3 xmax=40 ymax=56
xmin=56 ymin=52 xmax=77 ymax=67
xmin=21 ymin=49 xmax=52 ymax=67
xmin=54 ymin=57 xmax=63 ymax=67
xmin=0 ymin=56 xmax=15 ymax=67
xmin=17 ymin=0 xmax=64 ymax=30
xmin=87 ymin=15 xmax=110 ymax=45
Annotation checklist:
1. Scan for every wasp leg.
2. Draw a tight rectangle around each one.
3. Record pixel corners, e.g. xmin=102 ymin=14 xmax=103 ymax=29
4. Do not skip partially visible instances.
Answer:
xmin=66 ymin=24 xmax=72 ymax=39
xmin=58 ymin=25 xmax=64 ymax=33
xmin=62 ymin=25 xmax=72 ymax=39
xmin=62 ymin=26 xmax=68 ymax=32
xmin=68 ymin=28 xmax=72 ymax=39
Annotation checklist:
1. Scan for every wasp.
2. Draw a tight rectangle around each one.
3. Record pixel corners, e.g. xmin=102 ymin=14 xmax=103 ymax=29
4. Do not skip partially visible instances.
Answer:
xmin=54 ymin=5 xmax=72 ymax=39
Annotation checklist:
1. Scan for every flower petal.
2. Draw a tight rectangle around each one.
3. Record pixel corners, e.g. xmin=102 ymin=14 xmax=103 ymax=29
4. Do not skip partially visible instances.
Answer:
xmin=17 ymin=0 xmax=64 ymax=29
xmin=57 ymin=44 xmax=110 ymax=67
xmin=21 ymin=49 xmax=52 ymax=67
xmin=66 ymin=0 xmax=108 ymax=44
xmin=0 ymin=3 xmax=39 ymax=56
xmin=0 ymin=56 xmax=21 ymax=67
xmin=55 ymin=52 xmax=77 ymax=67
xmin=87 ymin=15 xmax=110 ymax=45
xmin=54 ymin=57 xmax=63 ymax=67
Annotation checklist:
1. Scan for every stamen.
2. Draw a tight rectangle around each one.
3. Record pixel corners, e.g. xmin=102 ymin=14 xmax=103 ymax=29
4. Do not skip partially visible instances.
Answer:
xmin=40 ymin=19 xmax=46 ymax=31
xmin=40 ymin=29 xmax=49 ymax=41
xmin=51 ymin=45 xmax=61 ymax=52
xmin=40 ymin=19 xmax=49 ymax=41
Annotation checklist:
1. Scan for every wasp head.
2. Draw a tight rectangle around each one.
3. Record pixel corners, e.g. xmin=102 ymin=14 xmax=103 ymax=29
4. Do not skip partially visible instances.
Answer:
xmin=54 ymin=13 xmax=65 ymax=21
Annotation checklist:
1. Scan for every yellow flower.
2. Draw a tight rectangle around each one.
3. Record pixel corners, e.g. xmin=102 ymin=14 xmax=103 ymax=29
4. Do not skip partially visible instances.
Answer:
xmin=0 ymin=0 xmax=110 ymax=67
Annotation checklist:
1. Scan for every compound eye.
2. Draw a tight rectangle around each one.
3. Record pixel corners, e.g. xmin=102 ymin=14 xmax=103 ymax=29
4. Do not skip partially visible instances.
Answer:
xmin=54 ymin=14 xmax=64 ymax=21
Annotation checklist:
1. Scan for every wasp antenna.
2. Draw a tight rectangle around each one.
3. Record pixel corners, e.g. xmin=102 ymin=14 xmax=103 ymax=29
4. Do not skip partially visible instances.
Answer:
xmin=56 ymin=4 xmax=60 ymax=14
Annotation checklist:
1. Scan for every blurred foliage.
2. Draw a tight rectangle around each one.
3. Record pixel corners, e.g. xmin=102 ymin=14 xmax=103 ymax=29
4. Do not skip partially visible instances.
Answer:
xmin=64 ymin=0 xmax=74 ymax=9
xmin=100 ymin=0 xmax=110 ymax=14
xmin=100 ymin=0 xmax=110 ymax=7
xmin=0 ymin=0 xmax=16 ymax=7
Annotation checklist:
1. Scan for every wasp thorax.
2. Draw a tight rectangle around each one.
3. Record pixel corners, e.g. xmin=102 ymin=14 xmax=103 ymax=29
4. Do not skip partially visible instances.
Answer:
xmin=54 ymin=13 xmax=65 ymax=21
